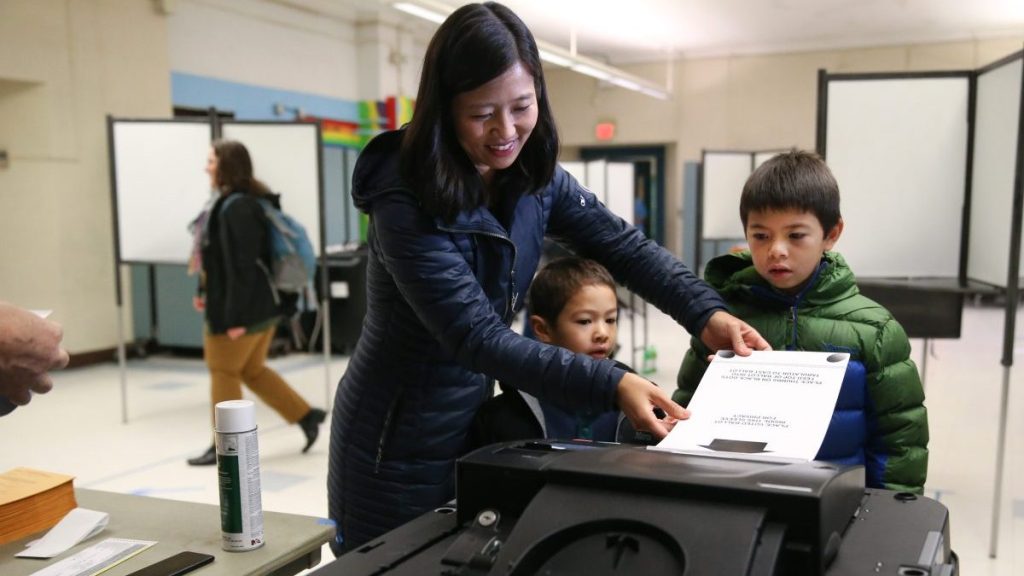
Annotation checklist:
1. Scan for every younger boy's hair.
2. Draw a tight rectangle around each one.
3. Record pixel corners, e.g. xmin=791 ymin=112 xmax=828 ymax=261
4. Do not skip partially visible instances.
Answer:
xmin=528 ymin=257 xmax=616 ymax=324
xmin=740 ymin=149 xmax=842 ymax=234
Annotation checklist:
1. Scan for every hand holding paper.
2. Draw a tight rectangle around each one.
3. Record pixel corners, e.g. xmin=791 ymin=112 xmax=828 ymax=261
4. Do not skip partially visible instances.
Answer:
xmin=699 ymin=311 xmax=773 ymax=355
xmin=617 ymin=372 xmax=689 ymax=439
xmin=0 ymin=302 xmax=69 ymax=410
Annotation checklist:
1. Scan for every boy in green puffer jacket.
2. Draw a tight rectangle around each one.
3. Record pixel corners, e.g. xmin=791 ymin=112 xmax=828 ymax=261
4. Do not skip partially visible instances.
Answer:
xmin=676 ymin=150 xmax=928 ymax=493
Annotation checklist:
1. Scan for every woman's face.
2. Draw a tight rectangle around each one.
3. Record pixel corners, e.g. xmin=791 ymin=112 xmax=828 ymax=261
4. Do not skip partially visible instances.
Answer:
xmin=452 ymin=61 xmax=539 ymax=185
xmin=205 ymin=149 xmax=219 ymax=189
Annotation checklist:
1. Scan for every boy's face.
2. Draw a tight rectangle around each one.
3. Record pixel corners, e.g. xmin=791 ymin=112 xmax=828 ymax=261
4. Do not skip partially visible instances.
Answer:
xmin=745 ymin=209 xmax=843 ymax=295
xmin=531 ymin=284 xmax=618 ymax=359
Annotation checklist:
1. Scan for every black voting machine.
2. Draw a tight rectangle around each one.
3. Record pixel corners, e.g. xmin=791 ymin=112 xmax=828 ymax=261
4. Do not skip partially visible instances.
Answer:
xmin=313 ymin=441 xmax=956 ymax=576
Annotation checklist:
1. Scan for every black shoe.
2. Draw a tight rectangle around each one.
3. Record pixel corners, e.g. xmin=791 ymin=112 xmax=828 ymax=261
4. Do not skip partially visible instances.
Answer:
xmin=187 ymin=445 xmax=217 ymax=466
xmin=299 ymin=408 xmax=327 ymax=453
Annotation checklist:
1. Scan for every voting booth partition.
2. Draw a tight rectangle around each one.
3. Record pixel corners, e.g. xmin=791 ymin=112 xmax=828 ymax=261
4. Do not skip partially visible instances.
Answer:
xmin=695 ymin=149 xmax=786 ymax=272
xmin=816 ymin=48 xmax=1024 ymax=557
xmin=106 ymin=117 xmax=331 ymax=422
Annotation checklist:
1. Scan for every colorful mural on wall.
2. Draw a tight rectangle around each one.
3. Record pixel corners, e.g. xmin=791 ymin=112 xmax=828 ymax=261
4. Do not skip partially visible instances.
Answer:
xmin=307 ymin=95 xmax=414 ymax=149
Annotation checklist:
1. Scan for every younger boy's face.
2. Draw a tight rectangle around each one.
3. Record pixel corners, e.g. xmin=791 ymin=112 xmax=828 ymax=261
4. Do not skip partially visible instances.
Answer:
xmin=532 ymin=284 xmax=618 ymax=359
xmin=745 ymin=209 xmax=843 ymax=295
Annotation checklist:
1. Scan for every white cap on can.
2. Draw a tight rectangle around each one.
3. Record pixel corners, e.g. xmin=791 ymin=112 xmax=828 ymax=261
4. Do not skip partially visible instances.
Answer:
xmin=215 ymin=400 xmax=257 ymax=433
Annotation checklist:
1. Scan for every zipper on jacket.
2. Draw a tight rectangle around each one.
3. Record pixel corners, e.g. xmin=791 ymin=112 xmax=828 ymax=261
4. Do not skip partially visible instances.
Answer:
xmin=789 ymin=305 xmax=798 ymax=350
xmin=749 ymin=259 xmax=829 ymax=351
xmin=375 ymin=388 xmax=404 ymax=473
xmin=437 ymin=226 xmax=519 ymax=324
xmin=255 ymin=260 xmax=281 ymax=306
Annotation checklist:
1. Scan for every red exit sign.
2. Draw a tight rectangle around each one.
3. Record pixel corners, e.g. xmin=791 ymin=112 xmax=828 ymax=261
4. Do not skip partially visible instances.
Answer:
xmin=595 ymin=121 xmax=616 ymax=141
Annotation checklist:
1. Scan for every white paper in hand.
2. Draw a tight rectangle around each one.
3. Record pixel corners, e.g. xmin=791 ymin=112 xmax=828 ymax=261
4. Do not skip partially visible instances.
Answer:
xmin=655 ymin=350 xmax=849 ymax=461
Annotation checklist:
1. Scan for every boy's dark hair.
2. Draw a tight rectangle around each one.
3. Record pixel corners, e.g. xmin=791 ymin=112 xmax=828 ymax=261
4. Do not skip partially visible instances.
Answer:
xmin=400 ymin=2 xmax=559 ymax=222
xmin=528 ymin=257 xmax=616 ymax=324
xmin=740 ymin=149 xmax=841 ymax=234
xmin=212 ymin=139 xmax=271 ymax=196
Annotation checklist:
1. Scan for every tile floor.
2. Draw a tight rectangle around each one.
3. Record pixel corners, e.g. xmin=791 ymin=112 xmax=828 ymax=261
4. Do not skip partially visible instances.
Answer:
xmin=1 ymin=301 xmax=1021 ymax=574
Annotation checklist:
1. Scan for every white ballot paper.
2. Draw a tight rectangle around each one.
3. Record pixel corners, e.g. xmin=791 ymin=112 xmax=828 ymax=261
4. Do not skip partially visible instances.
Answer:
xmin=26 ymin=538 xmax=155 ymax=576
xmin=655 ymin=350 xmax=849 ymax=461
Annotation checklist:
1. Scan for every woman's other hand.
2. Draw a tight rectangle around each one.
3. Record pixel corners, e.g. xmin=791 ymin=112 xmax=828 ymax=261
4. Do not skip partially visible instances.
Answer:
xmin=616 ymin=372 xmax=689 ymax=440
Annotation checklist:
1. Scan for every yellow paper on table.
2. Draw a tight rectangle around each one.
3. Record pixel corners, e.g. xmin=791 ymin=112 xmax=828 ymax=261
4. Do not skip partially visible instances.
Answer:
xmin=0 ymin=467 xmax=77 ymax=545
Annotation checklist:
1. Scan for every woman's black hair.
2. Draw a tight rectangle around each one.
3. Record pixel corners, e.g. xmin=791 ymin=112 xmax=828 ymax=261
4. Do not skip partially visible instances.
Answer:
xmin=400 ymin=1 xmax=559 ymax=222
xmin=211 ymin=139 xmax=271 ymax=197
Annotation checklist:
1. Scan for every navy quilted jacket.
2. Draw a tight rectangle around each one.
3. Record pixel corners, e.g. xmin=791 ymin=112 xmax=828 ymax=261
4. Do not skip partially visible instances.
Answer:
xmin=328 ymin=130 xmax=728 ymax=550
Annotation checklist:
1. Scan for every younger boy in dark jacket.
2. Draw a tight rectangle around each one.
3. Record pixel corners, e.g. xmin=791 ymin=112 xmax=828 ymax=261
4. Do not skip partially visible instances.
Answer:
xmin=471 ymin=257 xmax=637 ymax=445
xmin=676 ymin=150 xmax=928 ymax=493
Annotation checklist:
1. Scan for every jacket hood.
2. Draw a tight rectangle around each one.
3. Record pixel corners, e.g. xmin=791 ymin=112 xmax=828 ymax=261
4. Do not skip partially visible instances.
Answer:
xmin=349 ymin=129 xmax=510 ymax=237
xmin=705 ymin=250 xmax=859 ymax=306
xmin=351 ymin=129 xmax=408 ymax=213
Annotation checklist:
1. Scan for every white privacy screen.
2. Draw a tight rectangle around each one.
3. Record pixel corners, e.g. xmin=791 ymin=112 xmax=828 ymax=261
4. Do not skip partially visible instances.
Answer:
xmin=825 ymin=77 xmax=969 ymax=277
xmin=968 ymin=58 xmax=1023 ymax=287
xmin=702 ymin=152 xmax=751 ymax=239
xmin=559 ymin=161 xmax=586 ymax=185
xmin=606 ymin=162 xmax=635 ymax=226
xmin=754 ymin=151 xmax=780 ymax=169
xmin=220 ymin=122 xmax=323 ymax=256
xmin=112 ymin=121 xmax=213 ymax=264
xmin=585 ymin=159 xmax=608 ymax=206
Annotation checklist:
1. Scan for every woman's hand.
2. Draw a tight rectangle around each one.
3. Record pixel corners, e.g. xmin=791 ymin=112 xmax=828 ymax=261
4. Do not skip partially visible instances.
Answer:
xmin=617 ymin=372 xmax=689 ymax=440
xmin=192 ymin=296 xmax=205 ymax=312
xmin=699 ymin=310 xmax=771 ymax=356
xmin=226 ymin=327 xmax=246 ymax=340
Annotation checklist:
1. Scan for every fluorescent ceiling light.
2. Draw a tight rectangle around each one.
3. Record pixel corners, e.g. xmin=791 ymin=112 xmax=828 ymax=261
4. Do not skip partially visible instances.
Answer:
xmin=608 ymin=77 xmax=642 ymax=91
xmin=570 ymin=63 xmax=612 ymax=81
xmin=538 ymin=49 xmax=573 ymax=68
xmin=392 ymin=1 xmax=672 ymax=100
xmin=640 ymin=87 xmax=669 ymax=100
xmin=392 ymin=2 xmax=446 ymax=24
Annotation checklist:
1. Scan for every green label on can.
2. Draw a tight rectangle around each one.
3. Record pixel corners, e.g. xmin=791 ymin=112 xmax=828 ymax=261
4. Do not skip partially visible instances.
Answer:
xmin=218 ymin=454 xmax=243 ymax=533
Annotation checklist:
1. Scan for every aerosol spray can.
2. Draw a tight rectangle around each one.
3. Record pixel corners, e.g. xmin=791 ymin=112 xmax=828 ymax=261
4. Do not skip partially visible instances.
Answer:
xmin=215 ymin=400 xmax=265 ymax=551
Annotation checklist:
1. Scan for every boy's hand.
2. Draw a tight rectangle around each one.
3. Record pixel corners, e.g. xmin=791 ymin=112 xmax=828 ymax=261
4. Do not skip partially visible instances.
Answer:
xmin=699 ymin=311 xmax=771 ymax=355
xmin=617 ymin=372 xmax=689 ymax=439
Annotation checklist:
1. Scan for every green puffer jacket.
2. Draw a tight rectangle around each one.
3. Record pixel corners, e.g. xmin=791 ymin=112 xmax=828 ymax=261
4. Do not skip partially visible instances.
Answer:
xmin=675 ymin=251 xmax=928 ymax=493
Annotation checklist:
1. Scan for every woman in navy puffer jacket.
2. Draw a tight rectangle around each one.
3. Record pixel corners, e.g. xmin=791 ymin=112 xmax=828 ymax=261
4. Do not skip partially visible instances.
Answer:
xmin=327 ymin=2 xmax=769 ymax=552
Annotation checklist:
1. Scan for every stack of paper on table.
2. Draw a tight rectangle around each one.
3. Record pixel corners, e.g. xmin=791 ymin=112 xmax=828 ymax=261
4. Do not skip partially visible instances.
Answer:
xmin=655 ymin=350 xmax=849 ymax=462
xmin=0 ymin=467 xmax=76 ymax=544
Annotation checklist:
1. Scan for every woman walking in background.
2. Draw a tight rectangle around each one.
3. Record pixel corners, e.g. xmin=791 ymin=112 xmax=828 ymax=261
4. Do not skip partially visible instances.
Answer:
xmin=187 ymin=139 xmax=325 ymax=466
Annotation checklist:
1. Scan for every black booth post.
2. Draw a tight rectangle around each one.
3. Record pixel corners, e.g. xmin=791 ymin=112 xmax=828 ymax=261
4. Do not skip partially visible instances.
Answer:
xmin=105 ymin=115 xmax=129 ymax=424
xmin=695 ymin=150 xmax=705 ymax=273
xmin=990 ymin=47 xmax=1024 ymax=559
xmin=313 ymin=121 xmax=332 ymax=409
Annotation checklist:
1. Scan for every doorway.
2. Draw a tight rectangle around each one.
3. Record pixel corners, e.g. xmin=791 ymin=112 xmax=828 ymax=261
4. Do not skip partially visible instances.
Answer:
xmin=580 ymin=146 xmax=666 ymax=246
